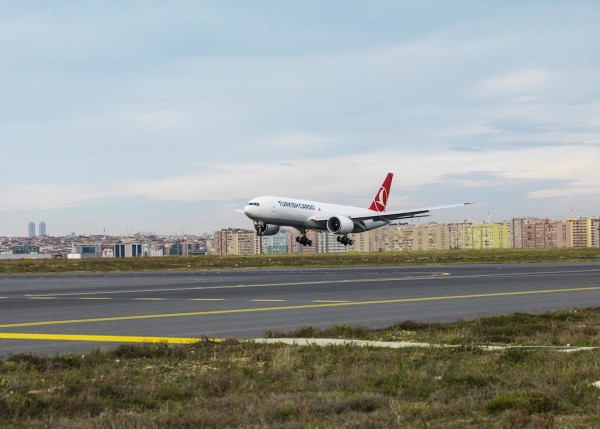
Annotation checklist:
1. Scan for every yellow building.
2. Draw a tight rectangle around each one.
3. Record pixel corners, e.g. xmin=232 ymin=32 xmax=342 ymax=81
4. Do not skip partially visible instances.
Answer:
xmin=566 ymin=218 xmax=593 ymax=248
xmin=461 ymin=223 xmax=509 ymax=249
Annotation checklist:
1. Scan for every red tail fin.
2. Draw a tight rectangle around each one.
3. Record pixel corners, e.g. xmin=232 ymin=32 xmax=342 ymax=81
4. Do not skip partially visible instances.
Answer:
xmin=369 ymin=173 xmax=393 ymax=212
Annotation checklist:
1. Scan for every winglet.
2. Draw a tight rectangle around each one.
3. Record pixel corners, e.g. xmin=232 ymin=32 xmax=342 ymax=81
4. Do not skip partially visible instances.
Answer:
xmin=368 ymin=173 xmax=393 ymax=212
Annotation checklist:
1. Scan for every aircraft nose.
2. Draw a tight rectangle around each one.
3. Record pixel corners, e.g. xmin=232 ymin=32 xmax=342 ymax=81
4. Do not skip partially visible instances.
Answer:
xmin=243 ymin=204 xmax=256 ymax=218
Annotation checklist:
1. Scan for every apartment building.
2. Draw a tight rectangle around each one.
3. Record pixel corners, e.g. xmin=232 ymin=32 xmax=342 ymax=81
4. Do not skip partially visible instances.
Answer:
xmin=348 ymin=222 xmax=452 ymax=252
xmin=316 ymin=231 xmax=347 ymax=253
xmin=213 ymin=229 xmax=262 ymax=255
xmin=506 ymin=217 xmax=542 ymax=248
xmin=461 ymin=223 xmax=509 ymax=249
xmin=261 ymin=232 xmax=289 ymax=254
xmin=566 ymin=217 xmax=593 ymax=248
xmin=448 ymin=221 xmax=474 ymax=249
xmin=592 ymin=218 xmax=600 ymax=247
xmin=534 ymin=220 xmax=569 ymax=248
xmin=288 ymin=230 xmax=319 ymax=254
xmin=374 ymin=223 xmax=449 ymax=251
xmin=505 ymin=218 xmax=571 ymax=248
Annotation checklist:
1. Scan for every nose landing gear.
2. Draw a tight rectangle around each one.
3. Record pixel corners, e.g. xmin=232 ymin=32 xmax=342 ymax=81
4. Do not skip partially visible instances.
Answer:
xmin=253 ymin=221 xmax=265 ymax=236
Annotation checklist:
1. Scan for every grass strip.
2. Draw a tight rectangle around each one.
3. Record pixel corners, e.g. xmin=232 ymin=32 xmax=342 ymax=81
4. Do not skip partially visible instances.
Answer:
xmin=2 ymin=247 xmax=600 ymax=274
xmin=1 ymin=308 xmax=600 ymax=428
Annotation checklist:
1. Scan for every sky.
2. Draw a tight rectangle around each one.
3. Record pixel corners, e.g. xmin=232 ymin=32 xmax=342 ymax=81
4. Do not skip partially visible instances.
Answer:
xmin=1 ymin=1 xmax=599 ymax=236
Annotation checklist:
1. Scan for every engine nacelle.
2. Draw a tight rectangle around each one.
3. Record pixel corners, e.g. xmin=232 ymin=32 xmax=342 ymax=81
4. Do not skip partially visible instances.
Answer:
xmin=255 ymin=223 xmax=280 ymax=236
xmin=327 ymin=216 xmax=355 ymax=235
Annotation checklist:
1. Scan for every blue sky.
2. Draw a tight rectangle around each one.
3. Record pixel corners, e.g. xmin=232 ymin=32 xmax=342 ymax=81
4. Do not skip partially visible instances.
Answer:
xmin=1 ymin=1 xmax=599 ymax=236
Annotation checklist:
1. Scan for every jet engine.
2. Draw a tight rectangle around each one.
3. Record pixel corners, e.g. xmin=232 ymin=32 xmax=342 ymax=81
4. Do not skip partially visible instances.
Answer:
xmin=327 ymin=216 xmax=355 ymax=235
xmin=255 ymin=223 xmax=280 ymax=236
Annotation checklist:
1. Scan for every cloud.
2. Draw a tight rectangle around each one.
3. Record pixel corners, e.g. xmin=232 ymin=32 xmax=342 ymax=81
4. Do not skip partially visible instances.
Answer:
xmin=113 ymin=142 xmax=600 ymax=207
xmin=474 ymin=69 xmax=555 ymax=98
xmin=2 ymin=139 xmax=599 ymax=215
xmin=527 ymin=186 xmax=600 ymax=199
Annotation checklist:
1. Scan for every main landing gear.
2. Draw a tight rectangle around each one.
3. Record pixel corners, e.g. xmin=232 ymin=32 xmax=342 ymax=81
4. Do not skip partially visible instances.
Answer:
xmin=294 ymin=231 xmax=354 ymax=247
xmin=296 ymin=235 xmax=313 ymax=246
xmin=295 ymin=229 xmax=313 ymax=247
xmin=337 ymin=235 xmax=354 ymax=246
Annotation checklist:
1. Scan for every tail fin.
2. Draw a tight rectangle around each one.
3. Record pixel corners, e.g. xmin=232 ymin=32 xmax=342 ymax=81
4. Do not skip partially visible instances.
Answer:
xmin=368 ymin=173 xmax=393 ymax=212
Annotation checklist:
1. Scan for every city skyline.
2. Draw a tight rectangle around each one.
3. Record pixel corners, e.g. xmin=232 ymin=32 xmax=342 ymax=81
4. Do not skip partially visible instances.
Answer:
xmin=4 ymin=210 xmax=599 ymax=240
xmin=2 ymin=215 xmax=598 ymax=259
xmin=1 ymin=2 xmax=599 ymax=236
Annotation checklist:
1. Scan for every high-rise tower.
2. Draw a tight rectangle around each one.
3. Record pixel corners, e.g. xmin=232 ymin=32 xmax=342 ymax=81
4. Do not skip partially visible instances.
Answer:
xmin=28 ymin=222 xmax=36 ymax=238
xmin=39 ymin=221 xmax=47 ymax=236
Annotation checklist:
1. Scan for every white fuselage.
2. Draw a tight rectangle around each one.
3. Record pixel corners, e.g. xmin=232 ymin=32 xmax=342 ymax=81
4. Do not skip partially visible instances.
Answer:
xmin=243 ymin=196 xmax=388 ymax=233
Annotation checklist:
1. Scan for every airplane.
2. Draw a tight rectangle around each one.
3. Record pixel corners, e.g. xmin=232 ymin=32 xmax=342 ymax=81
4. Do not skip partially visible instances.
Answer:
xmin=240 ymin=173 xmax=471 ymax=246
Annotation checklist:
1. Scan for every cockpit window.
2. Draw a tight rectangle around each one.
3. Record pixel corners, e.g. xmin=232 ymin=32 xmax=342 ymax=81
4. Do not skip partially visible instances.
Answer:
xmin=248 ymin=202 xmax=260 ymax=206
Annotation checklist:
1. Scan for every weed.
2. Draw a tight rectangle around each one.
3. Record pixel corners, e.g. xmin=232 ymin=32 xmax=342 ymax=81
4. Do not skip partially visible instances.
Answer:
xmin=498 ymin=348 xmax=538 ymax=365
xmin=486 ymin=391 xmax=561 ymax=414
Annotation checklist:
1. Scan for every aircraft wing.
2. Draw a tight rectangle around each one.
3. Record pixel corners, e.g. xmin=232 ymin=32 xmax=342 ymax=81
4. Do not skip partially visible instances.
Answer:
xmin=350 ymin=202 xmax=472 ymax=222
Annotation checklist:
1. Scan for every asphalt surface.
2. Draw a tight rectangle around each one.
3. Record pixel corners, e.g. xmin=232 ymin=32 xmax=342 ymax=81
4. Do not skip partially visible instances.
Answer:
xmin=1 ymin=262 xmax=599 ymax=356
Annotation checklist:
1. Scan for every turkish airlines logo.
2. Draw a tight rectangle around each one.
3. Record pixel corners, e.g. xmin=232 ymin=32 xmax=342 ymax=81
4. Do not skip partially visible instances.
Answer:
xmin=372 ymin=186 xmax=388 ymax=212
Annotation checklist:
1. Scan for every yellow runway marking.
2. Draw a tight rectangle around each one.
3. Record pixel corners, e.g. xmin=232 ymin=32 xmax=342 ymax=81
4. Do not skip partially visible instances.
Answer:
xmin=0 ymin=332 xmax=220 ymax=344
xmin=251 ymin=299 xmax=287 ymax=302
xmin=313 ymin=300 xmax=351 ymax=303
xmin=27 ymin=297 xmax=56 ymax=300
xmin=1 ymin=285 xmax=599 ymax=329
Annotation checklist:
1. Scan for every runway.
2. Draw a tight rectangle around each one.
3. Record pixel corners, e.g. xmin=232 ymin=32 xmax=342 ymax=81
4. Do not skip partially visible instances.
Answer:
xmin=1 ymin=262 xmax=599 ymax=356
